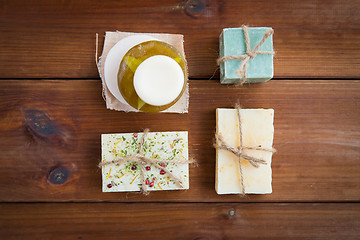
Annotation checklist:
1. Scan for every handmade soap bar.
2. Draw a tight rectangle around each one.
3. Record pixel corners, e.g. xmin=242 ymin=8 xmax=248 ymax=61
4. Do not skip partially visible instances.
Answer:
xmin=101 ymin=131 xmax=189 ymax=192
xmin=215 ymin=108 xmax=274 ymax=194
xmin=219 ymin=27 xmax=274 ymax=84
xmin=133 ymin=55 xmax=185 ymax=107
xmin=118 ymin=40 xmax=188 ymax=112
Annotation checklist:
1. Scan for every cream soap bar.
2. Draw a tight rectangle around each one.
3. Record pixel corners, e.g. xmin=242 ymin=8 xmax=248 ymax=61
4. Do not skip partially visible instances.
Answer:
xmin=216 ymin=108 xmax=274 ymax=194
xmin=101 ymin=131 xmax=189 ymax=192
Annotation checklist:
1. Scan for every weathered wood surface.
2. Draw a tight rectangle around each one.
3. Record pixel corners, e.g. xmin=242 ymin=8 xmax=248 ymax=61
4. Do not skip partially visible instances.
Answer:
xmin=1 ymin=0 xmax=359 ymax=79
xmin=0 ymin=80 xmax=359 ymax=202
xmin=1 ymin=203 xmax=359 ymax=239
xmin=1 ymin=1 xmax=360 ymax=237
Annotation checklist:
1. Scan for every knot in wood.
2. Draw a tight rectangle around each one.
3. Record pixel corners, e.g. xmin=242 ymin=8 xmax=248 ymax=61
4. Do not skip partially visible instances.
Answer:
xmin=228 ymin=209 xmax=236 ymax=217
xmin=48 ymin=167 xmax=69 ymax=184
xmin=24 ymin=109 xmax=57 ymax=136
xmin=184 ymin=0 xmax=206 ymax=13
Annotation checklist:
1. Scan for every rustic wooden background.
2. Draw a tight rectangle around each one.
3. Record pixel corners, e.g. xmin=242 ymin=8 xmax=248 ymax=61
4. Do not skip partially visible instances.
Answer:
xmin=0 ymin=0 xmax=359 ymax=239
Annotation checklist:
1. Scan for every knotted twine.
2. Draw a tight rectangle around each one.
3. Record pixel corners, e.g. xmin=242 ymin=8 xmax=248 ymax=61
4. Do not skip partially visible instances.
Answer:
xmin=217 ymin=25 xmax=275 ymax=85
xmin=99 ymin=129 xmax=195 ymax=195
xmin=214 ymin=104 xmax=276 ymax=195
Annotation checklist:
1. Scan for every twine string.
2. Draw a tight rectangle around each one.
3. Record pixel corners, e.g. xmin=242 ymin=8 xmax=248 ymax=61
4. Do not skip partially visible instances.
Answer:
xmin=95 ymin=32 xmax=107 ymax=101
xmin=214 ymin=105 xmax=276 ymax=195
xmin=95 ymin=33 xmax=99 ymax=66
xmin=99 ymin=129 xmax=195 ymax=195
xmin=236 ymin=104 xmax=245 ymax=194
xmin=217 ymin=25 xmax=274 ymax=85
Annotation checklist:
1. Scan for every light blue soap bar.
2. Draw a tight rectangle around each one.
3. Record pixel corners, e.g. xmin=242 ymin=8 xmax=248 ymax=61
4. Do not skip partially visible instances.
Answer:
xmin=219 ymin=27 xmax=274 ymax=84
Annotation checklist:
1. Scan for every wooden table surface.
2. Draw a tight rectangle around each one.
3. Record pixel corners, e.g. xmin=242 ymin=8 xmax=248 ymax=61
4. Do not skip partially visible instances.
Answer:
xmin=1 ymin=0 xmax=359 ymax=239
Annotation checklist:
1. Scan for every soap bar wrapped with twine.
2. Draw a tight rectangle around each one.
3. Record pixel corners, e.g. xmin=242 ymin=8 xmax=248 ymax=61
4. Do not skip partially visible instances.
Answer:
xmin=217 ymin=25 xmax=274 ymax=85
xmin=99 ymin=129 xmax=196 ymax=195
xmin=214 ymin=104 xmax=276 ymax=195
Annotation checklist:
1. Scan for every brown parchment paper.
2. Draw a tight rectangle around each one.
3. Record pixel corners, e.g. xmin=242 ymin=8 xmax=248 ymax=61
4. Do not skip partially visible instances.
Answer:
xmin=96 ymin=31 xmax=189 ymax=113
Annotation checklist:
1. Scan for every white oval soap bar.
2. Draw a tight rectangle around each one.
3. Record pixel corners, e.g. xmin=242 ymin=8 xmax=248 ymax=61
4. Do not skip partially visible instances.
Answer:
xmin=133 ymin=55 xmax=185 ymax=106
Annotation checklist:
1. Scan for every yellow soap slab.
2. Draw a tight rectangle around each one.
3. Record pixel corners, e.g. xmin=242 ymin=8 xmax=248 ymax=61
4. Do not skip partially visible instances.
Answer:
xmin=216 ymin=108 xmax=275 ymax=194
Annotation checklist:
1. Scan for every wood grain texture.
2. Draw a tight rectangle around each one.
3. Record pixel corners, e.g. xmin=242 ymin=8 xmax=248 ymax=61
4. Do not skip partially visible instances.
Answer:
xmin=1 ymin=0 xmax=359 ymax=79
xmin=0 ymin=80 xmax=359 ymax=202
xmin=0 ymin=203 xmax=359 ymax=239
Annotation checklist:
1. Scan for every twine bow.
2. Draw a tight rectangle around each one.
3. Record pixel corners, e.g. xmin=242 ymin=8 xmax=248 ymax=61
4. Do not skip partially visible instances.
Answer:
xmin=214 ymin=104 xmax=276 ymax=195
xmin=217 ymin=25 xmax=275 ymax=85
xmin=99 ymin=129 xmax=195 ymax=195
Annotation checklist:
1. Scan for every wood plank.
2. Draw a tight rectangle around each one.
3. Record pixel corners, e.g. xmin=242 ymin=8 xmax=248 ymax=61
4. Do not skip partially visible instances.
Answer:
xmin=0 ymin=80 xmax=359 ymax=202
xmin=0 ymin=203 xmax=359 ymax=239
xmin=0 ymin=0 xmax=359 ymax=79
